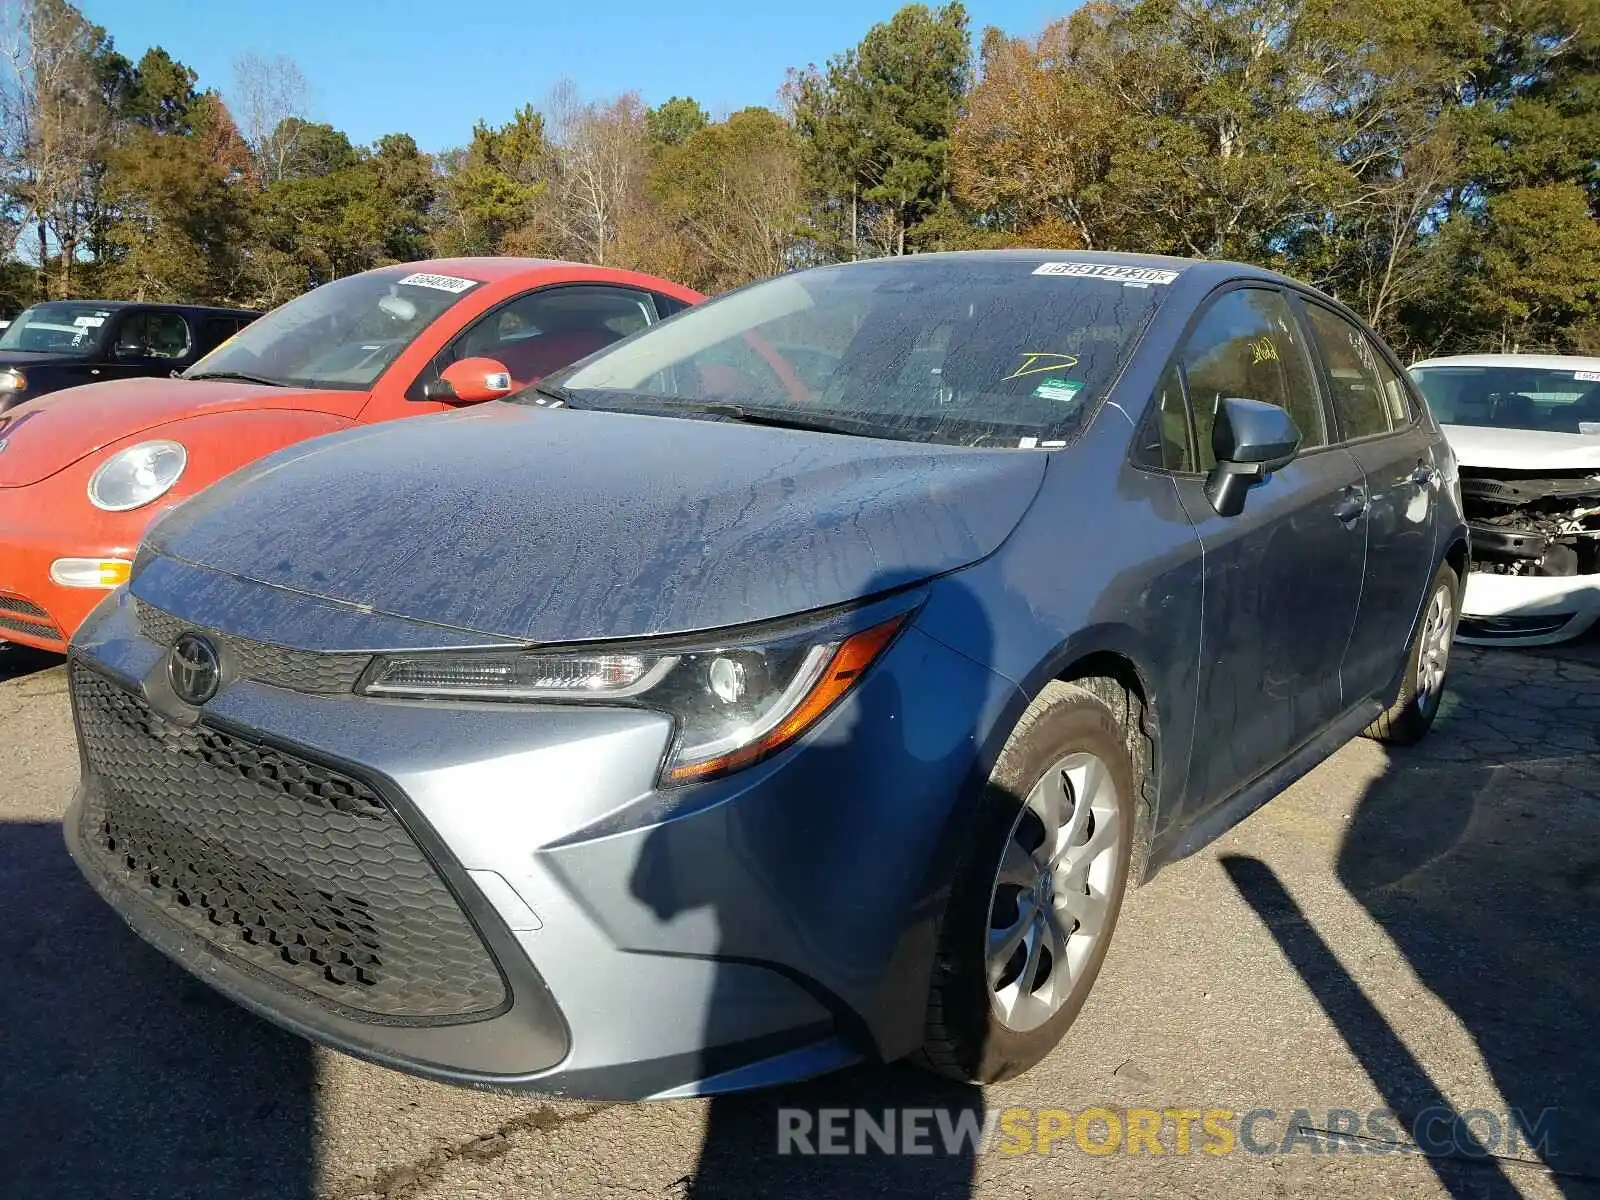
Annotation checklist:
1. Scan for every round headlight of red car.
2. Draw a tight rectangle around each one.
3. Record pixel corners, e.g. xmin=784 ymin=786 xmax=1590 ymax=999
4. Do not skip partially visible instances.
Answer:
xmin=87 ymin=440 xmax=187 ymax=511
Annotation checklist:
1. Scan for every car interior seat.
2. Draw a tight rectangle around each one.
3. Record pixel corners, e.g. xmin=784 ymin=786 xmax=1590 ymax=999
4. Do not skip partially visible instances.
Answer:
xmin=1492 ymin=392 xmax=1537 ymax=428
xmin=493 ymin=328 xmax=619 ymax=386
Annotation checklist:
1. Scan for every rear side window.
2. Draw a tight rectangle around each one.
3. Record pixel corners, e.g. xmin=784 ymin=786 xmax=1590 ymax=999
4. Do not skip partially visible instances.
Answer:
xmin=1180 ymin=288 xmax=1326 ymax=470
xmin=652 ymin=292 xmax=690 ymax=318
xmin=1303 ymin=305 xmax=1391 ymax=440
xmin=1368 ymin=345 xmax=1414 ymax=426
xmin=196 ymin=317 xmax=239 ymax=356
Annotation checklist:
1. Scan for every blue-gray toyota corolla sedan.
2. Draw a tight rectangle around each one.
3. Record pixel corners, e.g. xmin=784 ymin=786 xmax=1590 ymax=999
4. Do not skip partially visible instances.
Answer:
xmin=65 ymin=251 xmax=1468 ymax=1099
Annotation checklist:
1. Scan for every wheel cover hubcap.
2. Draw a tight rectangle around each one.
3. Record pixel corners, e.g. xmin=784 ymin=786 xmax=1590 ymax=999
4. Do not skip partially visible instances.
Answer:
xmin=985 ymin=750 xmax=1123 ymax=1033
xmin=1416 ymin=585 xmax=1454 ymax=711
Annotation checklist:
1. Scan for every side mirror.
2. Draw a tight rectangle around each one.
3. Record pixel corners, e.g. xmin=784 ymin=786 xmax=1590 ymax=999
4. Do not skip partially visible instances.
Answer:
xmin=426 ymin=356 xmax=515 ymax=405
xmin=115 ymin=342 xmax=148 ymax=360
xmin=1204 ymin=397 xmax=1301 ymax=518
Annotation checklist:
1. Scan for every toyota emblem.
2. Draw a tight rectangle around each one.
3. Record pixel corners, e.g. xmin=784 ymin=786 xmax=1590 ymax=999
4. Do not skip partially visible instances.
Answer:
xmin=168 ymin=633 xmax=220 ymax=705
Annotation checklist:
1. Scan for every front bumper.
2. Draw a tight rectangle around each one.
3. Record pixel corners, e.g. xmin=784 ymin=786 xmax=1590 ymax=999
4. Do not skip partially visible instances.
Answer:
xmin=0 ymin=478 xmax=141 ymax=651
xmin=1458 ymin=570 xmax=1600 ymax=646
xmin=66 ymin=576 xmax=1019 ymax=1098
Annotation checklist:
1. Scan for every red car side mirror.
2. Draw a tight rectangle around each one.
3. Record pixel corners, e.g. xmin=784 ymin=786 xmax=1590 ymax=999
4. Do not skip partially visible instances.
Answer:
xmin=431 ymin=357 xmax=515 ymax=405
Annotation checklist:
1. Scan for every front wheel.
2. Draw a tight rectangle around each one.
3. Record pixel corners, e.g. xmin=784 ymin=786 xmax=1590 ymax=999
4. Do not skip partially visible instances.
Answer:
xmin=1363 ymin=562 xmax=1460 ymax=746
xmin=916 ymin=682 xmax=1136 ymax=1084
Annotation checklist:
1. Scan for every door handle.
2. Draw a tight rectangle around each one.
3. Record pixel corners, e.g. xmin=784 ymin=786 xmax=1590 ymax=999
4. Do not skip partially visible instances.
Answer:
xmin=1335 ymin=489 xmax=1368 ymax=524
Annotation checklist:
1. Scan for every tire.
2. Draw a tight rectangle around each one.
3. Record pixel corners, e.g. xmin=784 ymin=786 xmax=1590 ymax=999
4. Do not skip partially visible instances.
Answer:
xmin=916 ymin=681 xmax=1137 ymax=1084
xmin=1363 ymin=561 xmax=1460 ymax=746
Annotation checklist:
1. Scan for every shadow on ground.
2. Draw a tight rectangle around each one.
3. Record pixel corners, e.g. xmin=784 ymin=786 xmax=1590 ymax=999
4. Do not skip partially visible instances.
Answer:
xmin=0 ymin=820 xmax=317 ymax=1199
xmin=0 ymin=644 xmax=63 ymax=684
xmin=1227 ymin=644 xmax=1600 ymax=1197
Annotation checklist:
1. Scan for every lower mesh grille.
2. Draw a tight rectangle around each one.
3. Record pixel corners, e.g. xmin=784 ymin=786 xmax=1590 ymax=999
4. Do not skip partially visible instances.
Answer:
xmin=72 ymin=663 xmax=507 ymax=1022
xmin=0 ymin=611 xmax=59 ymax=640
xmin=0 ymin=591 xmax=49 ymax=620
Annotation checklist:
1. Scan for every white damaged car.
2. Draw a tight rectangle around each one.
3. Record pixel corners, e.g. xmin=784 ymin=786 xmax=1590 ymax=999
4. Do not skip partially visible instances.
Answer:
xmin=1410 ymin=354 xmax=1600 ymax=646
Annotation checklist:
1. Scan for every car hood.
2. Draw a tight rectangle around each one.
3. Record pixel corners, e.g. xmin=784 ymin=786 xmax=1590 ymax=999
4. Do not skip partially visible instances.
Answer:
xmin=148 ymin=404 xmax=1048 ymax=644
xmin=0 ymin=376 xmax=368 ymax=487
xmin=1443 ymin=424 xmax=1600 ymax=471
xmin=0 ymin=349 xmax=96 ymax=368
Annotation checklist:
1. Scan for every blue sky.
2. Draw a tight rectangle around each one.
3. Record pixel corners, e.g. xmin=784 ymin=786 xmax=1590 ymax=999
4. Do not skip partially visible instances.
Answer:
xmin=80 ymin=0 xmax=1070 ymax=153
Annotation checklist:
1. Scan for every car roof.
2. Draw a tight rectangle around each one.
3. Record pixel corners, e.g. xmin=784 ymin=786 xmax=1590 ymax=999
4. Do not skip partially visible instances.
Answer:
xmin=378 ymin=257 xmax=606 ymax=284
xmin=1410 ymin=353 xmax=1600 ymax=373
xmin=21 ymin=299 xmax=261 ymax=316
xmin=812 ymin=248 xmax=1296 ymax=287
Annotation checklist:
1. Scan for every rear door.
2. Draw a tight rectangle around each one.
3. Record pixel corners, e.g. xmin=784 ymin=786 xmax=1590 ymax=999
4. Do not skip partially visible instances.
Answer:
xmin=1298 ymin=300 xmax=1443 ymax=702
xmin=1158 ymin=285 xmax=1368 ymax=810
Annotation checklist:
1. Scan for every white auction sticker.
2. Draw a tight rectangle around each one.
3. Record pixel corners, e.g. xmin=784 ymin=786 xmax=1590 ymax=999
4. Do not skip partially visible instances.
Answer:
xmin=1574 ymin=371 xmax=1600 ymax=382
xmin=74 ymin=314 xmax=106 ymax=327
xmin=1033 ymin=262 xmax=1180 ymax=286
xmin=396 ymin=272 xmax=479 ymax=294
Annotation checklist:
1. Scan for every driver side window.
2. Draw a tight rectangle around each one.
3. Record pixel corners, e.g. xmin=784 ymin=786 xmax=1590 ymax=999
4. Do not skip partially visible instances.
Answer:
xmin=410 ymin=285 xmax=656 ymax=399
xmin=1180 ymin=288 xmax=1325 ymax=470
xmin=115 ymin=311 xmax=192 ymax=360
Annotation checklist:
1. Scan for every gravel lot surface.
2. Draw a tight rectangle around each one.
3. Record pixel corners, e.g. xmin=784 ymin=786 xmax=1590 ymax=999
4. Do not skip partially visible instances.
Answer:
xmin=2 ymin=637 xmax=1595 ymax=1199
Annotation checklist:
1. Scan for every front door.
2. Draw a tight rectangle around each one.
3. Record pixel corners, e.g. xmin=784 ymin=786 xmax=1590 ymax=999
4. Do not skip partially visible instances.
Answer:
xmin=1165 ymin=286 xmax=1367 ymax=811
xmin=106 ymin=309 xmax=194 ymax=382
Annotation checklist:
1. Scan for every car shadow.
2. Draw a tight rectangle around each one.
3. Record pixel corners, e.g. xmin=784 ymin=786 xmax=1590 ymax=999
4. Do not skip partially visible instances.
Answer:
xmin=1224 ymin=643 xmax=1600 ymax=1196
xmin=0 ymin=820 xmax=317 ymax=1199
xmin=627 ymin=573 xmax=1004 ymax=1197
xmin=0 ymin=644 xmax=63 ymax=684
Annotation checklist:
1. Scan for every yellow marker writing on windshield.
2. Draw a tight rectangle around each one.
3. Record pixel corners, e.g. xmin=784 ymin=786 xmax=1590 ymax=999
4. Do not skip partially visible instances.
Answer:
xmin=1004 ymin=352 xmax=1081 ymax=381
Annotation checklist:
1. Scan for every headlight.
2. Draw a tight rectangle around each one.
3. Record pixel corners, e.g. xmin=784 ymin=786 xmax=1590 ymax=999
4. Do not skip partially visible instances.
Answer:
xmin=87 ymin=440 xmax=187 ymax=511
xmin=359 ymin=606 xmax=914 ymax=784
xmin=0 ymin=368 xmax=25 ymax=392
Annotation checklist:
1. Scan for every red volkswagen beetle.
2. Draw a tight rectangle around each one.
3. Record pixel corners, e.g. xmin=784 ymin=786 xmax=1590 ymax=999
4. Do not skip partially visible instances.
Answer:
xmin=0 ymin=258 xmax=702 ymax=651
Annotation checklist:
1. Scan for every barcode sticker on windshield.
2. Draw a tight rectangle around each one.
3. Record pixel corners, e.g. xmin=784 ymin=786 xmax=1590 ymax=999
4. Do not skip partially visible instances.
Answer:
xmin=397 ymin=272 xmax=478 ymax=294
xmin=1033 ymin=262 xmax=1180 ymax=286
xmin=1574 ymin=371 xmax=1600 ymax=382
xmin=74 ymin=315 xmax=106 ymax=327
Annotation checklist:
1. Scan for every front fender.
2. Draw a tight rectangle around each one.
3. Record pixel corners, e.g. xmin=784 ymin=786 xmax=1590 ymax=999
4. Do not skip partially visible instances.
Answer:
xmin=120 ymin=408 xmax=359 ymax=545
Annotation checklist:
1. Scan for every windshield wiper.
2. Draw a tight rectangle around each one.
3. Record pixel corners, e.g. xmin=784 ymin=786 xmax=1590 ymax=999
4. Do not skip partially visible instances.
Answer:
xmin=185 ymin=370 xmax=283 ymax=387
xmin=530 ymin=382 xmax=575 ymax=407
xmin=529 ymin=388 xmax=889 ymax=438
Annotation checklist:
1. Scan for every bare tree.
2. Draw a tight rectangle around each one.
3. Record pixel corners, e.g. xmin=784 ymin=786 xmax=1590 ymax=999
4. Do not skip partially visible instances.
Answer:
xmin=230 ymin=50 xmax=308 ymax=186
xmin=0 ymin=0 xmax=115 ymax=295
xmin=546 ymin=80 xmax=647 ymax=266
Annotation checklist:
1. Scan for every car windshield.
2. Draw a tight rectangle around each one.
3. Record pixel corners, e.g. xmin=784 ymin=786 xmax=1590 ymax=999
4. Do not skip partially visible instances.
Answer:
xmin=0 ymin=303 xmax=114 ymax=355
xmin=543 ymin=257 xmax=1171 ymax=447
xmin=1412 ymin=364 xmax=1600 ymax=436
xmin=183 ymin=268 xmax=484 ymax=389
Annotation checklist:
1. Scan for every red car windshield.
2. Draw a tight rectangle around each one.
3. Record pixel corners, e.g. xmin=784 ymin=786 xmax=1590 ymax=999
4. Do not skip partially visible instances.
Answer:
xmin=185 ymin=268 xmax=483 ymax=390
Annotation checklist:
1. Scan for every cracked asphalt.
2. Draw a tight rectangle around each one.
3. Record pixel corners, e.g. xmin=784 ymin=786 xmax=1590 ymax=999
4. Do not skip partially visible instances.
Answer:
xmin=2 ymin=635 xmax=1596 ymax=1199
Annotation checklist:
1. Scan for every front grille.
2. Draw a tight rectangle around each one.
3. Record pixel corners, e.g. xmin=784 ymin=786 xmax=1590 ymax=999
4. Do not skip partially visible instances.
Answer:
xmin=72 ymin=664 xmax=507 ymax=1022
xmin=0 ymin=591 xmax=49 ymax=620
xmin=134 ymin=597 xmax=371 ymax=694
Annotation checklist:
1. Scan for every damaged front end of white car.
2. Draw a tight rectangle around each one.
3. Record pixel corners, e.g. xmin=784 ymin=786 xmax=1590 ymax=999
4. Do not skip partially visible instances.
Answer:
xmin=1412 ymin=355 xmax=1600 ymax=646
